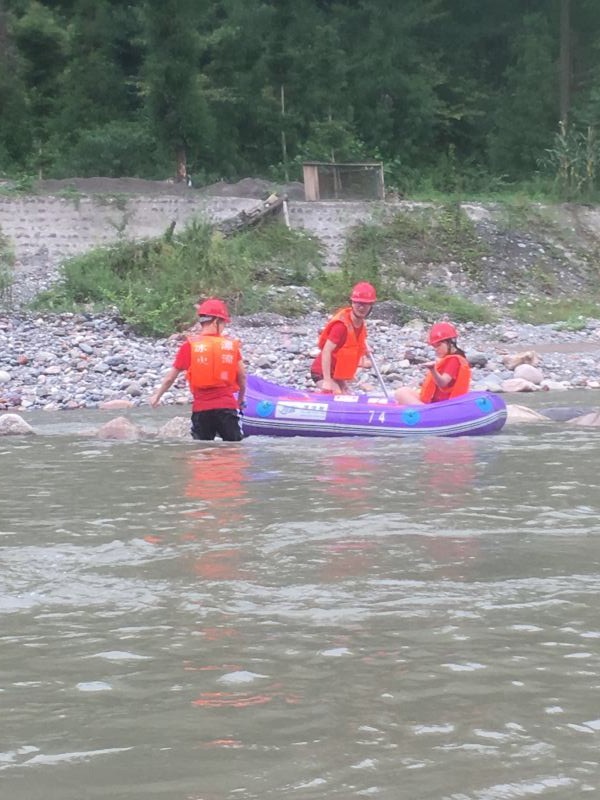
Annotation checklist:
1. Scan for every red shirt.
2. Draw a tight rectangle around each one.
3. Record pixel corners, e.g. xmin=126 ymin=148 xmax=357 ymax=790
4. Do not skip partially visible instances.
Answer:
xmin=431 ymin=355 xmax=461 ymax=402
xmin=174 ymin=337 xmax=242 ymax=411
xmin=311 ymin=320 xmax=356 ymax=377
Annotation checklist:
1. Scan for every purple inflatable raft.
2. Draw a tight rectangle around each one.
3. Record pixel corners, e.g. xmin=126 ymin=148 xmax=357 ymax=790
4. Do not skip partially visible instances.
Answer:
xmin=242 ymin=375 xmax=507 ymax=438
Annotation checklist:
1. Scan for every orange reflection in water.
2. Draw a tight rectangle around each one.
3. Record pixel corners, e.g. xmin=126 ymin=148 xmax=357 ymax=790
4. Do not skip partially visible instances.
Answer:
xmin=419 ymin=438 xmax=482 ymax=577
xmin=314 ymin=445 xmax=378 ymax=513
xmin=422 ymin=437 xmax=477 ymax=510
xmin=184 ymin=446 xmax=251 ymax=525
xmin=143 ymin=447 xmax=252 ymax=546
xmin=188 ymin=547 xmax=248 ymax=581
xmin=191 ymin=692 xmax=273 ymax=708
xmin=192 ymin=688 xmax=301 ymax=709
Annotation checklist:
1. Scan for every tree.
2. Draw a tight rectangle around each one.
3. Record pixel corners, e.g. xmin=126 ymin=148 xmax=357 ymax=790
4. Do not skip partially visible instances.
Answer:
xmin=11 ymin=1 xmax=67 ymax=175
xmin=338 ymin=0 xmax=449 ymax=163
xmin=488 ymin=13 xmax=557 ymax=177
xmin=0 ymin=1 xmax=32 ymax=169
xmin=142 ymin=0 xmax=214 ymax=181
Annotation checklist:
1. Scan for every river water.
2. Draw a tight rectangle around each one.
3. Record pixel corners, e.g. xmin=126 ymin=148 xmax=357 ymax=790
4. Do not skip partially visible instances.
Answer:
xmin=1 ymin=405 xmax=599 ymax=800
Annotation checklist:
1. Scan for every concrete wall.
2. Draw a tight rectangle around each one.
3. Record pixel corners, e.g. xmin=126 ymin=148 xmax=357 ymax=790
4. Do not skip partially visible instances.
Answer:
xmin=0 ymin=193 xmax=383 ymax=276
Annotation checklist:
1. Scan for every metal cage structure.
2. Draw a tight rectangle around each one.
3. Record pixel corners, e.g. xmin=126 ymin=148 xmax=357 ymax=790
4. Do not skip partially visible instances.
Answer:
xmin=302 ymin=161 xmax=384 ymax=201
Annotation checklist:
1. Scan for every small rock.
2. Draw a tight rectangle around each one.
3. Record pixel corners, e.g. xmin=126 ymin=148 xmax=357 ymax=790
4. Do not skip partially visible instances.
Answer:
xmin=499 ymin=330 xmax=520 ymax=343
xmin=468 ymin=352 xmax=488 ymax=369
xmin=92 ymin=362 xmax=110 ymax=373
xmin=500 ymin=378 xmax=540 ymax=393
xmin=125 ymin=382 xmax=142 ymax=397
xmin=98 ymin=399 xmax=135 ymax=410
xmin=502 ymin=351 xmax=539 ymax=369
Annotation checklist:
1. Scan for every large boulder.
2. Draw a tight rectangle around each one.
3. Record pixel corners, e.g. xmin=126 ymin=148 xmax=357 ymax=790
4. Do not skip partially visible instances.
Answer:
xmin=506 ymin=405 xmax=551 ymax=423
xmin=96 ymin=416 xmax=142 ymax=440
xmin=158 ymin=416 xmax=191 ymax=440
xmin=567 ymin=410 xmax=600 ymax=427
xmin=514 ymin=363 xmax=544 ymax=384
xmin=0 ymin=413 xmax=35 ymax=435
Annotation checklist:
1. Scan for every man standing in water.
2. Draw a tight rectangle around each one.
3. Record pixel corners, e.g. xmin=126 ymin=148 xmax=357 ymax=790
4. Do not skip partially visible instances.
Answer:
xmin=150 ymin=298 xmax=246 ymax=441
xmin=310 ymin=282 xmax=377 ymax=394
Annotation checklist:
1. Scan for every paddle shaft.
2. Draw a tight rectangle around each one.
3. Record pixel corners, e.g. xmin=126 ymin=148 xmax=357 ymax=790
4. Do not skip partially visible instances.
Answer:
xmin=368 ymin=350 xmax=391 ymax=400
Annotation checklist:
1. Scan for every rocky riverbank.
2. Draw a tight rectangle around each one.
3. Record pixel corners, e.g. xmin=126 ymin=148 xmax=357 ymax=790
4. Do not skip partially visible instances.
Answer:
xmin=2 ymin=308 xmax=600 ymax=413
xmin=3 ymin=182 xmax=600 ymax=417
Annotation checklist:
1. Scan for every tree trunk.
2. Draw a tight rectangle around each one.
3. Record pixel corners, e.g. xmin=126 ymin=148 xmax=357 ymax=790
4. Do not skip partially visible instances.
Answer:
xmin=176 ymin=145 xmax=187 ymax=183
xmin=559 ymin=0 xmax=571 ymax=123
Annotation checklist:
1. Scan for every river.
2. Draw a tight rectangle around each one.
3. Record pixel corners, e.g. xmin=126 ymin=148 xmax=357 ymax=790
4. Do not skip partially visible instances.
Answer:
xmin=1 ymin=404 xmax=599 ymax=799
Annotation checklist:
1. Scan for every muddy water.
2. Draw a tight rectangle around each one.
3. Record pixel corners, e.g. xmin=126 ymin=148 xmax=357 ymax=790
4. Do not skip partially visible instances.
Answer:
xmin=1 ymin=412 xmax=599 ymax=799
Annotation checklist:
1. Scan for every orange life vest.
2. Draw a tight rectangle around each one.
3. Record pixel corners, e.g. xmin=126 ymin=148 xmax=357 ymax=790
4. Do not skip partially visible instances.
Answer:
xmin=187 ymin=335 xmax=240 ymax=391
xmin=419 ymin=354 xmax=471 ymax=403
xmin=317 ymin=307 xmax=367 ymax=381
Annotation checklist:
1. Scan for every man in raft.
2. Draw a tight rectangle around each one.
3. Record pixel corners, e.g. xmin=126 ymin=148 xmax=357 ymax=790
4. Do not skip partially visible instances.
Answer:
xmin=150 ymin=298 xmax=246 ymax=441
xmin=310 ymin=282 xmax=377 ymax=394
xmin=394 ymin=321 xmax=471 ymax=405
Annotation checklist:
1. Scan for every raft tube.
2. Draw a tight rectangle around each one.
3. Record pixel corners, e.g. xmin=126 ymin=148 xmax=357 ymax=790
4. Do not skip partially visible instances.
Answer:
xmin=242 ymin=375 xmax=507 ymax=438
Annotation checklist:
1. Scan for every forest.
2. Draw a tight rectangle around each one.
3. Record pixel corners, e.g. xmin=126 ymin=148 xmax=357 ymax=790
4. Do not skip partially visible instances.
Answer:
xmin=1 ymin=0 xmax=600 ymax=198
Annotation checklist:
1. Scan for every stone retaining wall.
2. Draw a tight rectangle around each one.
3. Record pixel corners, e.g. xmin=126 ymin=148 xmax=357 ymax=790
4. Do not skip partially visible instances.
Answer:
xmin=0 ymin=193 xmax=381 ymax=274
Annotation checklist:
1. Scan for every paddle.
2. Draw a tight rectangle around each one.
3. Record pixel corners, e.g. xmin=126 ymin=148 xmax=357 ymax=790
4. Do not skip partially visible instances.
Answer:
xmin=367 ymin=349 xmax=391 ymax=401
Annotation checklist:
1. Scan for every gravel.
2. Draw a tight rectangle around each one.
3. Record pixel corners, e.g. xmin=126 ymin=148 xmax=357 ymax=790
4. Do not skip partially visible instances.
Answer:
xmin=2 ymin=310 xmax=600 ymax=411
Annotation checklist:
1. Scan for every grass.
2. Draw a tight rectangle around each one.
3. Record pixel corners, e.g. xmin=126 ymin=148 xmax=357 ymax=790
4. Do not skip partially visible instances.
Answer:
xmin=509 ymin=296 xmax=600 ymax=325
xmin=27 ymin=192 xmax=600 ymax=334
xmin=402 ymin=288 xmax=495 ymax=324
xmin=0 ymin=228 xmax=15 ymax=306
xmin=31 ymin=220 xmax=324 ymax=335
xmin=30 ymin=208 xmax=496 ymax=335
xmin=359 ymin=203 xmax=485 ymax=273
xmin=314 ymin=204 xmax=490 ymax=310
xmin=0 ymin=175 xmax=36 ymax=195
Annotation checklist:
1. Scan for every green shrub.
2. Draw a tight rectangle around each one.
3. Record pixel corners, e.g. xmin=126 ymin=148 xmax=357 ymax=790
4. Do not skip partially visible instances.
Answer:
xmin=32 ymin=220 xmax=324 ymax=335
xmin=0 ymin=228 xmax=15 ymax=305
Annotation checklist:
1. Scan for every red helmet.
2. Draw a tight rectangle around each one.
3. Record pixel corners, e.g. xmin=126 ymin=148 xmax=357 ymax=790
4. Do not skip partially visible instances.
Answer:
xmin=428 ymin=321 xmax=458 ymax=345
xmin=350 ymin=282 xmax=377 ymax=303
xmin=196 ymin=297 xmax=230 ymax=322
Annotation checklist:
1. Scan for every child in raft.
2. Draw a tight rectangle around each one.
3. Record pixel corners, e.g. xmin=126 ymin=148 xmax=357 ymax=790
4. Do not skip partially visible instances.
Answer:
xmin=394 ymin=322 xmax=471 ymax=405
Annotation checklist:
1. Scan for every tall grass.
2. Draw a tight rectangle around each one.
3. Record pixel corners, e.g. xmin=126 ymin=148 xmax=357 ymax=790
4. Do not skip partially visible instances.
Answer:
xmin=30 ymin=205 xmax=526 ymax=335
xmin=0 ymin=228 xmax=15 ymax=306
xmin=32 ymin=221 xmax=323 ymax=335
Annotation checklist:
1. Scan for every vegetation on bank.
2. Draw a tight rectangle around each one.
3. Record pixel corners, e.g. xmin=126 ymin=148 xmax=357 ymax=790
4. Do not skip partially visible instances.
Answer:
xmin=31 ymin=222 xmax=321 ymax=335
xmin=27 ymin=198 xmax=600 ymax=336
xmin=30 ymin=201 xmax=504 ymax=336
xmin=0 ymin=230 xmax=14 ymax=304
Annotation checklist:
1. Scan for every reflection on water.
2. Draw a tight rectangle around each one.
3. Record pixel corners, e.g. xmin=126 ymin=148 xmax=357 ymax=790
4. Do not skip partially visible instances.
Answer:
xmin=1 ymin=424 xmax=599 ymax=799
